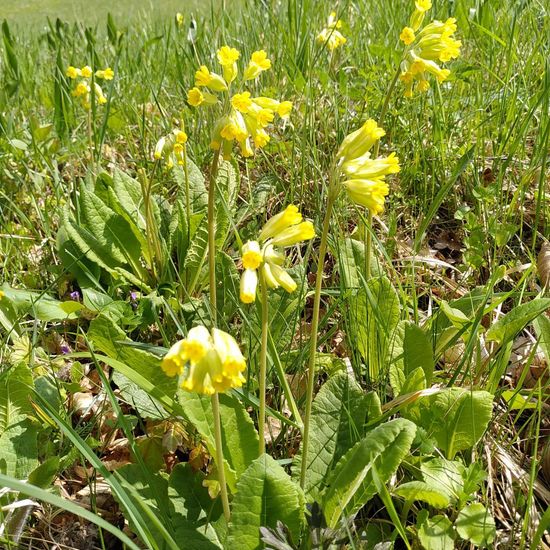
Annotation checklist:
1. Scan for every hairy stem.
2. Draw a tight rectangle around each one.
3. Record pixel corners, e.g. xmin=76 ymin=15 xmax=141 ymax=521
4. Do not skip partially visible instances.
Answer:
xmin=207 ymin=149 xmax=221 ymax=324
xmin=211 ymin=392 xmax=230 ymax=522
xmin=300 ymin=177 xmax=339 ymax=489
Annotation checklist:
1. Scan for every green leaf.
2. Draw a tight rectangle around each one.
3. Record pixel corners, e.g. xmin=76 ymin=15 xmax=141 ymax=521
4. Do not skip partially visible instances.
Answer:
xmin=0 ymin=286 xmax=82 ymax=322
xmin=169 ymin=464 xmax=224 ymax=548
xmin=88 ymin=315 xmax=178 ymax=406
xmin=227 ymin=454 xmax=305 ymax=550
xmin=420 ymin=458 xmax=465 ymax=504
xmin=337 ymin=237 xmax=381 ymax=290
xmin=406 ymin=388 xmax=493 ymax=459
xmin=321 ymin=418 xmax=416 ymax=528
xmin=352 ymin=276 xmax=400 ymax=380
xmin=455 ymin=503 xmax=496 ymax=547
xmin=292 ymin=372 xmax=367 ymax=498
xmin=485 ymin=298 xmax=550 ymax=345
xmin=395 ymin=481 xmax=451 ymax=508
xmin=418 ymin=514 xmax=455 ymax=550
xmin=214 ymin=160 xmax=238 ymax=247
xmin=79 ymin=183 xmax=143 ymax=266
xmin=389 ymin=321 xmax=434 ymax=395
xmin=178 ymin=391 xmax=259 ymax=492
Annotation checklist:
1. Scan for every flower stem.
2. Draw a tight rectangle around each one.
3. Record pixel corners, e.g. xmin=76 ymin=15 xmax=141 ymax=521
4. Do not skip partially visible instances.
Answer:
xmin=258 ymin=269 xmax=269 ymax=455
xmin=365 ymin=209 xmax=373 ymax=280
xmin=207 ymin=149 xmax=221 ymax=325
xmin=364 ymin=66 xmax=401 ymax=279
xmin=300 ymin=177 xmax=339 ymax=489
xmin=211 ymin=392 xmax=230 ymax=522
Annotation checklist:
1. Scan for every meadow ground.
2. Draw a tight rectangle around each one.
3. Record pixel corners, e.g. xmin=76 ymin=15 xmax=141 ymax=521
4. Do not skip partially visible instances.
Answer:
xmin=0 ymin=0 xmax=549 ymax=548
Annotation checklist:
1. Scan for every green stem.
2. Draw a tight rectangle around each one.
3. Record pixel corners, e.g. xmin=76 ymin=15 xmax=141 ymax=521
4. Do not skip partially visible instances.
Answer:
xmin=211 ymin=392 xmax=230 ymax=522
xmin=300 ymin=178 xmax=339 ymax=489
xmin=365 ymin=209 xmax=373 ymax=280
xmin=207 ymin=149 xmax=221 ymax=325
xmin=364 ymin=66 xmax=401 ymax=279
xmin=258 ymin=269 xmax=269 ymax=455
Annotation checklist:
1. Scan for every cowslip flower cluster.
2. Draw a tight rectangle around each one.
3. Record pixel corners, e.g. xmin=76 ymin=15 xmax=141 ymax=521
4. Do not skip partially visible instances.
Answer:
xmin=337 ymin=120 xmax=400 ymax=215
xmin=161 ymin=326 xmax=246 ymax=395
xmin=316 ymin=11 xmax=347 ymax=51
xmin=398 ymin=1 xmax=461 ymax=97
xmin=153 ymin=128 xmax=188 ymax=168
xmin=187 ymin=46 xmax=292 ymax=159
xmin=66 ymin=65 xmax=114 ymax=109
xmin=239 ymin=205 xmax=315 ymax=303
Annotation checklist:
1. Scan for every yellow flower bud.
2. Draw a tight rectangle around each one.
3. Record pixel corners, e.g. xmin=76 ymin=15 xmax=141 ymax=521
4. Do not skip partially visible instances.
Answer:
xmin=240 ymin=268 xmax=258 ymax=303
xmin=269 ymin=264 xmax=297 ymax=293
xmin=80 ymin=65 xmax=93 ymax=78
xmin=154 ymin=136 xmax=166 ymax=159
xmin=231 ymin=91 xmax=253 ymax=113
xmin=269 ymin=221 xmax=315 ymax=247
xmin=337 ymin=119 xmax=385 ymax=162
xmin=259 ymin=204 xmax=302 ymax=242
xmin=277 ymin=101 xmax=293 ymax=118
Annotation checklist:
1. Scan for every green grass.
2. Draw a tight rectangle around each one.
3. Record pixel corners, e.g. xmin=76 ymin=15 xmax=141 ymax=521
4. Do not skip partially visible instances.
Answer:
xmin=0 ymin=0 xmax=209 ymax=26
xmin=1 ymin=0 xmax=550 ymax=547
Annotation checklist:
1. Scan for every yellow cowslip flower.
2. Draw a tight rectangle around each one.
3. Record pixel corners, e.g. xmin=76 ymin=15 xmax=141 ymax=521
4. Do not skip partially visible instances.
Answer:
xmin=72 ymin=81 xmax=89 ymax=97
xmin=154 ymin=136 xmax=166 ymax=160
xmin=337 ymin=123 xmax=400 ymax=215
xmin=239 ymin=205 xmax=315 ymax=303
xmin=161 ymin=339 xmax=186 ymax=377
xmin=344 ymin=179 xmax=390 ymax=215
xmin=95 ymin=67 xmax=114 ymax=80
xmin=176 ymin=12 xmax=184 ymax=26
xmin=161 ymin=326 xmax=246 ymax=395
xmin=317 ymin=12 xmax=347 ymax=51
xmin=66 ymin=66 xmax=81 ymax=79
xmin=217 ymin=45 xmax=240 ymax=84
xmin=400 ymin=27 xmax=416 ymax=45
xmin=400 ymin=5 xmax=461 ymax=98
xmin=153 ymin=126 xmax=189 ymax=167
xmin=0 ymin=290 xmax=4 ymax=300
xmin=94 ymin=83 xmax=107 ymax=104
xmin=410 ymin=0 xmax=432 ymax=31
xmin=243 ymin=50 xmax=272 ymax=81
xmin=240 ymin=268 xmax=258 ymax=303
xmin=195 ymin=65 xmax=227 ymax=92
xmin=231 ymin=91 xmax=253 ymax=113
xmin=175 ymin=129 xmax=188 ymax=144
xmin=187 ymin=46 xmax=290 ymax=159
xmin=80 ymin=65 xmax=93 ymax=78
xmin=337 ymin=119 xmax=385 ymax=163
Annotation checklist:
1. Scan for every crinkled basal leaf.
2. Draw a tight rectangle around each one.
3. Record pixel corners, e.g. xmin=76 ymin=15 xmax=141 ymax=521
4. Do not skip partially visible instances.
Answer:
xmin=335 ymin=237 xmax=382 ymax=292
xmin=173 ymin=159 xmax=208 ymax=213
xmin=351 ymin=276 xmax=400 ymax=380
xmin=418 ymin=514 xmax=455 ymax=550
xmin=455 ymin=503 xmax=496 ymax=546
xmin=227 ymin=454 xmax=305 ymax=550
xmin=79 ymin=183 xmax=142 ymax=267
xmin=486 ymin=298 xmax=550 ymax=345
xmin=421 ymin=388 xmax=493 ymax=459
xmin=321 ymin=418 xmax=416 ymax=528
xmin=214 ymin=160 xmax=238 ymax=248
xmin=292 ymin=372 xmax=368 ymax=499
xmin=420 ymin=458 xmax=465 ymax=504
xmin=0 ymin=364 xmax=38 ymax=478
xmin=178 ymin=391 xmax=259 ymax=493
xmin=169 ymin=464 xmax=224 ymax=548
xmin=389 ymin=321 xmax=434 ymax=395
